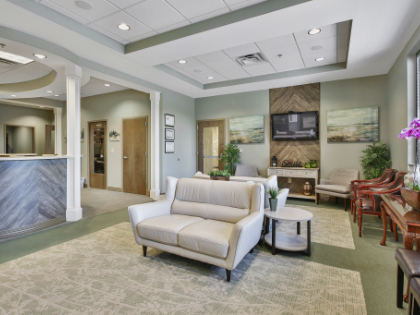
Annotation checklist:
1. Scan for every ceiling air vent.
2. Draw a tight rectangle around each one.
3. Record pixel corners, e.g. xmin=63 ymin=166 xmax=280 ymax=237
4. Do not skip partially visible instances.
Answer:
xmin=235 ymin=53 xmax=267 ymax=67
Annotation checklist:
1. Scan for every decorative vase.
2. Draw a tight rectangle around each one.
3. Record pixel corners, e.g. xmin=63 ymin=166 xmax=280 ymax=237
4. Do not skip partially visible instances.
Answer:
xmin=310 ymin=160 xmax=317 ymax=168
xmin=401 ymin=187 xmax=420 ymax=210
xmin=303 ymin=181 xmax=312 ymax=196
xmin=269 ymin=198 xmax=278 ymax=211
xmin=305 ymin=162 xmax=311 ymax=168
xmin=404 ymin=164 xmax=415 ymax=188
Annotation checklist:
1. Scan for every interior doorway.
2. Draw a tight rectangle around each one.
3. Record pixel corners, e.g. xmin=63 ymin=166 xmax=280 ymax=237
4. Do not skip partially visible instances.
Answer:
xmin=123 ymin=116 xmax=148 ymax=195
xmin=89 ymin=121 xmax=107 ymax=189
xmin=197 ymin=119 xmax=225 ymax=174
xmin=45 ymin=125 xmax=55 ymax=154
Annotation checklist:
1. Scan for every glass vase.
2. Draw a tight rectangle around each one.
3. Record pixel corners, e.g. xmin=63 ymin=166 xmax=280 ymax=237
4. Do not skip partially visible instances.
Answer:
xmin=405 ymin=164 xmax=415 ymax=188
xmin=415 ymin=153 xmax=420 ymax=190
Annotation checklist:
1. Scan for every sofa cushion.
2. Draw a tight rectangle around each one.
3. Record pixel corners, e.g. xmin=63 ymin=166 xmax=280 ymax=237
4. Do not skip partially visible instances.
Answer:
xmin=178 ymin=220 xmax=234 ymax=259
xmin=137 ymin=215 xmax=204 ymax=246
xmin=316 ymin=184 xmax=350 ymax=194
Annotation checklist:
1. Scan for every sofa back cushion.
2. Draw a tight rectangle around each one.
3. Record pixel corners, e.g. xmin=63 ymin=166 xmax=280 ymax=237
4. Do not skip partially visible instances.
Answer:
xmin=330 ymin=169 xmax=359 ymax=186
xmin=171 ymin=178 xmax=253 ymax=223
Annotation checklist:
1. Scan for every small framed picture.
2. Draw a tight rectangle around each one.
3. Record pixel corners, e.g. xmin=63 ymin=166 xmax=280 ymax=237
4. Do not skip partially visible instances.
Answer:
xmin=165 ymin=128 xmax=175 ymax=140
xmin=165 ymin=141 xmax=174 ymax=153
xmin=165 ymin=114 xmax=175 ymax=127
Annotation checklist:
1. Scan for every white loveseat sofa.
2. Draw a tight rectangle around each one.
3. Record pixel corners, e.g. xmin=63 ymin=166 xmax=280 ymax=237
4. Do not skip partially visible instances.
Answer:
xmin=128 ymin=177 xmax=264 ymax=282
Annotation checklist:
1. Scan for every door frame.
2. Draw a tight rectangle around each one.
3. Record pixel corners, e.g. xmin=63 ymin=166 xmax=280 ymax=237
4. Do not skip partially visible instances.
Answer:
xmin=122 ymin=115 xmax=149 ymax=195
xmin=196 ymin=118 xmax=226 ymax=172
xmin=87 ymin=119 xmax=108 ymax=189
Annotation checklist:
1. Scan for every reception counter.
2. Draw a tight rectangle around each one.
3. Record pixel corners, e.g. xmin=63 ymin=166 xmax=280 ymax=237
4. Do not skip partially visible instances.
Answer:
xmin=0 ymin=156 xmax=70 ymax=241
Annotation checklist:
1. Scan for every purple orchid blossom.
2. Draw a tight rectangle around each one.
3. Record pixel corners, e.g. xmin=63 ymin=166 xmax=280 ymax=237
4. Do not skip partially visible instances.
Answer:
xmin=399 ymin=118 xmax=420 ymax=140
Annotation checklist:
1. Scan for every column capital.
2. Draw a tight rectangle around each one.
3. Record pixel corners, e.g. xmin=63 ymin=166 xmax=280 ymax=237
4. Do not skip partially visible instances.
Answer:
xmin=150 ymin=91 xmax=161 ymax=102
xmin=65 ymin=64 xmax=82 ymax=79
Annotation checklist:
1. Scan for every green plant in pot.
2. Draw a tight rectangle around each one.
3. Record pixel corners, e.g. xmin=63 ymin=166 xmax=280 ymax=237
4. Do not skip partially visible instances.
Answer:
xmin=208 ymin=169 xmax=230 ymax=181
xmin=267 ymin=186 xmax=281 ymax=211
xmin=220 ymin=143 xmax=240 ymax=175
xmin=360 ymin=141 xmax=392 ymax=180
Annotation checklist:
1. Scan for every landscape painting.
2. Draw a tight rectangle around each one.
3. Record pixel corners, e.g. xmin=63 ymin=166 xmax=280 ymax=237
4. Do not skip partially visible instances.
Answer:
xmin=229 ymin=115 xmax=264 ymax=144
xmin=327 ymin=107 xmax=379 ymax=142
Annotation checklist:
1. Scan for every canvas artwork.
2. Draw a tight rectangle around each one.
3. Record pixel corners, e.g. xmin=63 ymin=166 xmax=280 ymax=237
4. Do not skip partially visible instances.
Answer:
xmin=327 ymin=107 xmax=379 ymax=142
xmin=229 ymin=115 xmax=264 ymax=144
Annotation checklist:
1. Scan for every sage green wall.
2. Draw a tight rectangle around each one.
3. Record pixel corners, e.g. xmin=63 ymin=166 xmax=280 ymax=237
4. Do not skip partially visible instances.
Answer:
xmin=0 ymin=103 xmax=54 ymax=155
xmin=195 ymin=91 xmax=270 ymax=177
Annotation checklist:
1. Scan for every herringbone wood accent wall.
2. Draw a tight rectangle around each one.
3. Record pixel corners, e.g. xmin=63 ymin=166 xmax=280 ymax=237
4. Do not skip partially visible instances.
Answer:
xmin=269 ymin=83 xmax=320 ymax=168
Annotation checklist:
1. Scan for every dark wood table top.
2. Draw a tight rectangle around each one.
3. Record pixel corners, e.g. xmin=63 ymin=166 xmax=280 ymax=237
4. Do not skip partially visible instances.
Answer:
xmin=381 ymin=194 xmax=420 ymax=232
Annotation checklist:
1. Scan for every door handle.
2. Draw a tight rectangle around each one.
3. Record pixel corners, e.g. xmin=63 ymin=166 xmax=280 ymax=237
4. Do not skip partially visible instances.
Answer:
xmin=123 ymin=156 xmax=128 ymax=159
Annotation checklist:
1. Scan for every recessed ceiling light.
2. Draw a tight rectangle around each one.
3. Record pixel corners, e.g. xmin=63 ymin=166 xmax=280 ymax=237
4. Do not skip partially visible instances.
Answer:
xmin=33 ymin=53 xmax=47 ymax=59
xmin=75 ymin=1 xmax=92 ymax=10
xmin=46 ymin=90 xmax=53 ymax=93
xmin=178 ymin=60 xmax=187 ymax=64
xmin=10 ymin=94 xmax=17 ymax=97
xmin=39 ymin=106 xmax=45 ymax=108
xmin=315 ymin=57 xmax=325 ymax=61
xmin=104 ymin=84 xmax=111 ymax=87
xmin=208 ymin=76 xmax=214 ymax=80
xmin=118 ymin=24 xmax=130 ymax=31
xmin=0 ymin=51 xmax=33 ymax=64
xmin=308 ymin=28 xmax=321 ymax=35
xmin=54 ymin=94 xmax=59 ymax=97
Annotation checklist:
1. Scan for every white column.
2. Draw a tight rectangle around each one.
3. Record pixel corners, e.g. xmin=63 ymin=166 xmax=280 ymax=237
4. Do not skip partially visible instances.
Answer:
xmin=54 ymin=107 xmax=62 ymax=155
xmin=407 ymin=55 xmax=417 ymax=167
xmin=66 ymin=64 xmax=83 ymax=221
xmin=150 ymin=91 xmax=161 ymax=200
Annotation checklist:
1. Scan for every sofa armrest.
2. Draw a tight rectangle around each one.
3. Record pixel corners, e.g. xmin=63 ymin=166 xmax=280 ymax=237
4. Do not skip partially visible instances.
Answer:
xmin=226 ymin=211 xmax=264 ymax=270
xmin=128 ymin=200 xmax=172 ymax=244
xmin=320 ymin=179 xmax=331 ymax=185
xmin=276 ymin=188 xmax=289 ymax=208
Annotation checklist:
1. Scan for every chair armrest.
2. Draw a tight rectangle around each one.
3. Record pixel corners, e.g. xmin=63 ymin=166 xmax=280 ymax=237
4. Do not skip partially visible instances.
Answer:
xmin=128 ymin=200 xmax=172 ymax=244
xmin=226 ymin=211 xmax=264 ymax=270
xmin=276 ymin=188 xmax=289 ymax=208
xmin=352 ymin=179 xmax=373 ymax=185
xmin=359 ymin=186 xmax=402 ymax=198
xmin=320 ymin=179 xmax=331 ymax=185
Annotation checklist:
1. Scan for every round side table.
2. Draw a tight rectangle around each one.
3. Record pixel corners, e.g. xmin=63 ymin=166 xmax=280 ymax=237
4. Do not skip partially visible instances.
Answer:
xmin=264 ymin=207 xmax=313 ymax=256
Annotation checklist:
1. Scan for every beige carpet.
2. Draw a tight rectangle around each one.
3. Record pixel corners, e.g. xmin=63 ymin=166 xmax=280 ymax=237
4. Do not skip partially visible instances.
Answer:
xmin=0 ymin=223 xmax=366 ymax=314
xmin=278 ymin=204 xmax=356 ymax=250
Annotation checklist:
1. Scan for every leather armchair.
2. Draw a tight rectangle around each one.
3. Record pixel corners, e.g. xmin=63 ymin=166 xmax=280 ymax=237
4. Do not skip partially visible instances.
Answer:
xmin=350 ymin=169 xmax=398 ymax=214
xmin=356 ymin=172 xmax=406 ymax=237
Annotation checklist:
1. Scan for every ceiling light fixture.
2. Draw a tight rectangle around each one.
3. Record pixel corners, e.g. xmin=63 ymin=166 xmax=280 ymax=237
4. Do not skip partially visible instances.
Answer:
xmin=308 ymin=28 xmax=321 ymax=35
xmin=315 ymin=57 xmax=325 ymax=61
xmin=178 ymin=60 xmax=187 ymax=64
xmin=118 ymin=24 xmax=130 ymax=31
xmin=104 ymin=84 xmax=111 ymax=87
xmin=10 ymin=94 xmax=17 ymax=97
xmin=208 ymin=76 xmax=214 ymax=80
xmin=75 ymin=1 xmax=92 ymax=10
xmin=0 ymin=51 xmax=33 ymax=64
xmin=46 ymin=90 xmax=53 ymax=93
xmin=54 ymin=94 xmax=59 ymax=97
xmin=33 ymin=53 xmax=47 ymax=59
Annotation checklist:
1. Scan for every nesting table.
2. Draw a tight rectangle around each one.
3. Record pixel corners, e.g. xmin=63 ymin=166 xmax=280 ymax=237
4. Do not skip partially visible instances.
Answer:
xmin=264 ymin=207 xmax=313 ymax=256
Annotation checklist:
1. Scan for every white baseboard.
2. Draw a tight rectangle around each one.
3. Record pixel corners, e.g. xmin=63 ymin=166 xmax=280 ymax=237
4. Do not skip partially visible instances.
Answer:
xmin=66 ymin=207 xmax=83 ymax=221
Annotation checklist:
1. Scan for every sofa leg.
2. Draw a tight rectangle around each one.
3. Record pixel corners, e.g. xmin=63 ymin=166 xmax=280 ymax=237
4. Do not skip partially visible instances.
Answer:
xmin=226 ymin=269 xmax=231 ymax=282
xmin=142 ymin=246 xmax=147 ymax=257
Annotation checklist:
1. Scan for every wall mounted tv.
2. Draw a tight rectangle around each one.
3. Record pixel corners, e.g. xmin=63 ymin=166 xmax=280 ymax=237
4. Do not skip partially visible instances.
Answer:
xmin=271 ymin=111 xmax=319 ymax=141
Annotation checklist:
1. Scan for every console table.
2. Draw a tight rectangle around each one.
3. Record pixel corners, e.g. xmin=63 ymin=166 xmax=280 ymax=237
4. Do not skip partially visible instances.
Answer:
xmin=267 ymin=167 xmax=319 ymax=202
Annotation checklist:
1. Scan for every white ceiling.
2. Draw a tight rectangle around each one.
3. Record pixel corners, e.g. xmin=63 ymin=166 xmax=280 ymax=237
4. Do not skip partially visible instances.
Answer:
xmin=164 ymin=21 xmax=350 ymax=84
xmin=0 ymin=58 xmax=53 ymax=84
xmin=38 ymin=0 xmax=266 ymax=44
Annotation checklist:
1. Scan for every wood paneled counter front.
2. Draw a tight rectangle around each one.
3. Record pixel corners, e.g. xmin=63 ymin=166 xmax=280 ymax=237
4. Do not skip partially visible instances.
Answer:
xmin=0 ymin=156 xmax=70 ymax=241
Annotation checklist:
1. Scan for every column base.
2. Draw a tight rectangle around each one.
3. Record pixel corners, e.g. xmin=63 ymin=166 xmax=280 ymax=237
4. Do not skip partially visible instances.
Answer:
xmin=150 ymin=190 xmax=161 ymax=201
xmin=66 ymin=207 xmax=83 ymax=221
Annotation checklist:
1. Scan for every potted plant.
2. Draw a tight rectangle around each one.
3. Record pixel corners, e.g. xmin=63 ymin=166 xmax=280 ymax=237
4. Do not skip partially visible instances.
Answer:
xmin=399 ymin=118 xmax=420 ymax=209
xmin=360 ymin=141 xmax=392 ymax=179
xmin=209 ymin=170 xmax=230 ymax=181
xmin=267 ymin=186 xmax=281 ymax=211
xmin=220 ymin=144 xmax=240 ymax=175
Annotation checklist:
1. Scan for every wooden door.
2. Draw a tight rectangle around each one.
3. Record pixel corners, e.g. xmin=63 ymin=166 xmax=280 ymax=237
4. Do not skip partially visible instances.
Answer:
xmin=123 ymin=117 xmax=147 ymax=195
xmin=89 ymin=121 xmax=107 ymax=189
xmin=197 ymin=119 xmax=225 ymax=174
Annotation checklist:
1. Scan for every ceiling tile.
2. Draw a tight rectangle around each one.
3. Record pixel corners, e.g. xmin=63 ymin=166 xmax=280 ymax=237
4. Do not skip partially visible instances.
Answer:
xmin=129 ymin=31 xmax=158 ymax=42
xmin=195 ymin=72 xmax=226 ymax=83
xmin=271 ymin=58 xmax=305 ymax=73
xmin=223 ymin=43 xmax=260 ymax=58
xmin=156 ymin=20 xmax=191 ymax=33
xmin=303 ymin=50 xmax=338 ymax=68
xmin=294 ymin=23 xmax=338 ymax=44
xmin=48 ymin=0 xmax=119 ymax=22
xmin=88 ymin=24 xmax=125 ymax=43
xmin=106 ymin=0 xmax=144 ymax=9
xmin=181 ymin=64 xmax=215 ymax=76
xmin=262 ymin=44 xmax=301 ymax=64
xmin=93 ymin=12 xmax=152 ymax=40
xmin=168 ymin=57 xmax=203 ymax=70
xmin=125 ymin=0 xmax=186 ymax=31
xmin=218 ymin=68 xmax=250 ymax=80
xmin=298 ymin=36 xmax=337 ymax=56
xmin=188 ymin=7 xmax=230 ymax=23
xmin=228 ymin=0 xmax=266 ymax=11
xmin=207 ymin=58 xmax=241 ymax=71
xmin=165 ymin=0 xmax=227 ymax=20
xmin=195 ymin=51 xmax=230 ymax=64
xmin=243 ymin=63 xmax=276 ymax=76
xmin=40 ymin=0 xmax=90 ymax=24
xmin=256 ymin=34 xmax=295 ymax=51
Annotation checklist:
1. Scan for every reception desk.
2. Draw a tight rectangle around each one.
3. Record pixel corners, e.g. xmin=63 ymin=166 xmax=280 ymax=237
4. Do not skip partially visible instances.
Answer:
xmin=0 ymin=156 xmax=69 ymax=241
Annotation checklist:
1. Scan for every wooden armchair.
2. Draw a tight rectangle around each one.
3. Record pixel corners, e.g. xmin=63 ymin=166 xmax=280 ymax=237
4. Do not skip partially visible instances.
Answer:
xmin=350 ymin=169 xmax=398 ymax=214
xmin=355 ymin=172 xmax=406 ymax=237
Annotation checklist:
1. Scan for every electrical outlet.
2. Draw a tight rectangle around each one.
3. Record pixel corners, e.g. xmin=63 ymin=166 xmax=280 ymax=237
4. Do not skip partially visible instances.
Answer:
xmin=288 ymin=177 xmax=292 ymax=183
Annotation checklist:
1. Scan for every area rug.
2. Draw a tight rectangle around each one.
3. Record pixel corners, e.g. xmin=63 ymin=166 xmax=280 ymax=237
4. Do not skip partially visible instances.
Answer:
xmin=278 ymin=204 xmax=355 ymax=250
xmin=0 ymin=223 xmax=366 ymax=314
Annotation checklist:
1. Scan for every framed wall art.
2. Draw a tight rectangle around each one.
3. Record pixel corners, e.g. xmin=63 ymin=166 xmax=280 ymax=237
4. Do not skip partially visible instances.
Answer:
xmin=165 ymin=128 xmax=175 ymax=140
xmin=229 ymin=115 xmax=264 ymax=144
xmin=165 ymin=141 xmax=174 ymax=153
xmin=165 ymin=114 xmax=175 ymax=127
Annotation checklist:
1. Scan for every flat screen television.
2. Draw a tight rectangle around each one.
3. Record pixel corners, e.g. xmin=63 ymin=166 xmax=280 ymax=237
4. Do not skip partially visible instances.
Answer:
xmin=271 ymin=111 xmax=319 ymax=141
